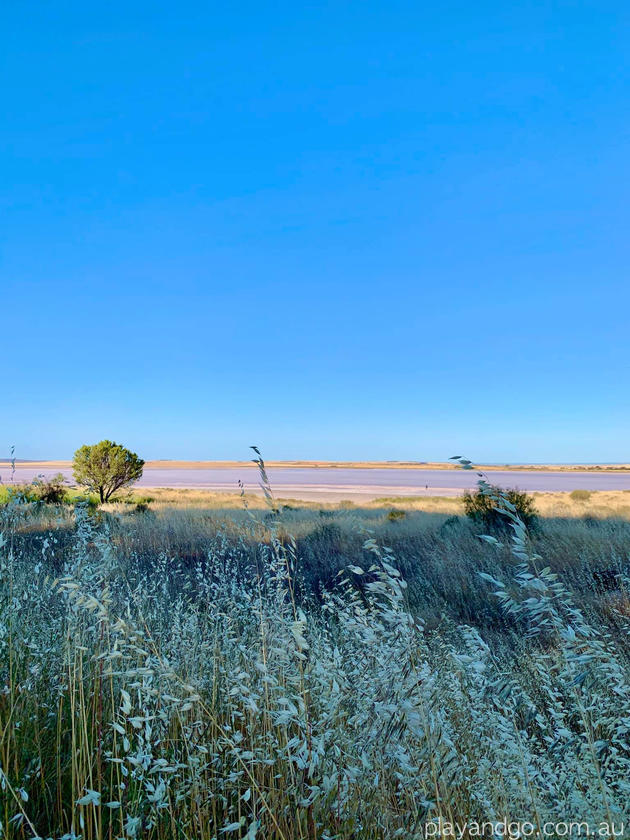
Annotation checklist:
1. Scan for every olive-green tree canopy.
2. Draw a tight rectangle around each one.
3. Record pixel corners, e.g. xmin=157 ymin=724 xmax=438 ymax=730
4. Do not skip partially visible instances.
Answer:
xmin=72 ymin=440 xmax=144 ymax=503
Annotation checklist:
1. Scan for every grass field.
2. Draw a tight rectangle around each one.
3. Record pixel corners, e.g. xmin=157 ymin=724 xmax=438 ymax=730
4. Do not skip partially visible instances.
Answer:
xmin=1 ymin=474 xmax=629 ymax=838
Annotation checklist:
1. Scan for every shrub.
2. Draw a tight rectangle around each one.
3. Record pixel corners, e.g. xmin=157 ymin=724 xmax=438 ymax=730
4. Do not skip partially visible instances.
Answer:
xmin=570 ymin=489 xmax=592 ymax=503
xmin=463 ymin=485 xmax=538 ymax=531
xmin=386 ymin=508 xmax=406 ymax=521
xmin=119 ymin=494 xmax=154 ymax=507
xmin=0 ymin=474 xmax=68 ymax=506
xmin=0 ymin=483 xmax=39 ymax=505
xmin=32 ymin=472 xmax=68 ymax=504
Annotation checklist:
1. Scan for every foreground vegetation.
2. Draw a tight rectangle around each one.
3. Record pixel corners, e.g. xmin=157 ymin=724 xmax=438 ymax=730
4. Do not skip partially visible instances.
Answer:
xmin=1 ymin=469 xmax=630 ymax=838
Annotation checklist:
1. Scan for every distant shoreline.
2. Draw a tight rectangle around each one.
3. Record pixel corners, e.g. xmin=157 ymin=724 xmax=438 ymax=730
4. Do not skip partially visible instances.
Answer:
xmin=3 ymin=460 xmax=630 ymax=473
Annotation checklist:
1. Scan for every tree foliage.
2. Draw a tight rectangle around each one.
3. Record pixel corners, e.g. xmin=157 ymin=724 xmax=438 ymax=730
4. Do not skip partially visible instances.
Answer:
xmin=72 ymin=440 xmax=144 ymax=503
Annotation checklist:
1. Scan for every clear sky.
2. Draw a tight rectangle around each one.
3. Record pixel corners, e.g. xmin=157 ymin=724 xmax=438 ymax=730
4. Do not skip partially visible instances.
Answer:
xmin=2 ymin=1 xmax=629 ymax=462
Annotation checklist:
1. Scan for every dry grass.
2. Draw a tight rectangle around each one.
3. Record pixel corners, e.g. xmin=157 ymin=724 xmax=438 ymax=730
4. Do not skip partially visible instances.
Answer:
xmin=1 ymin=480 xmax=630 ymax=838
xmin=102 ymin=487 xmax=630 ymax=522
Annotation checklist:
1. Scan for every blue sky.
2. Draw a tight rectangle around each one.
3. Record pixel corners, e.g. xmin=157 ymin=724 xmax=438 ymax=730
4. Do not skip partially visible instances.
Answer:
xmin=2 ymin=1 xmax=629 ymax=462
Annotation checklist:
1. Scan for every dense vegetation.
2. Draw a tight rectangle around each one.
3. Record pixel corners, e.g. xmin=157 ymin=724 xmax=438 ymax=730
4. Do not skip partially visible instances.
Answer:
xmin=1 ymin=470 xmax=629 ymax=838
xmin=462 ymin=485 xmax=539 ymax=532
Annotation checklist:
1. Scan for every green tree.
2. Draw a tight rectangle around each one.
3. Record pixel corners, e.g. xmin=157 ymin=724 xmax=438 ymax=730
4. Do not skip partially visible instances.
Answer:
xmin=72 ymin=440 xmax=144 ymax=503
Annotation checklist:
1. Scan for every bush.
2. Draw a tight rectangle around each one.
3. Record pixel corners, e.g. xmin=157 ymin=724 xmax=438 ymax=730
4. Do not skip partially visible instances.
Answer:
xmin=1 ymin=474 xmax=70 ymax=506
xmin=386 ymin=508 xmax=406 ymax=522
xmin=570 ymin=489 xmax=592 ymax=503
xmin=32 ymin=472 xmax=68 ymax=504
xmin=463 ymin=486 xmax=538 ymax=531
xmin=0 ymin=483 xmax=39 ymax=505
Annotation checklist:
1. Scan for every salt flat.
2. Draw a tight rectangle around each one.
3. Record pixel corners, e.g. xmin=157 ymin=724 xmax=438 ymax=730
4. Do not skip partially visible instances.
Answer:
xmin=4 ymin=464 xmax=630 ymax=501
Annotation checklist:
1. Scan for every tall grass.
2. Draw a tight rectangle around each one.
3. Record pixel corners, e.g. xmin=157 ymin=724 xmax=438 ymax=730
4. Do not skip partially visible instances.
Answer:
xmin=1 ymin=461 xmax=629 ymax=838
